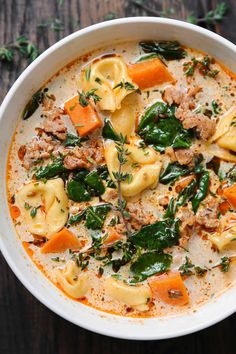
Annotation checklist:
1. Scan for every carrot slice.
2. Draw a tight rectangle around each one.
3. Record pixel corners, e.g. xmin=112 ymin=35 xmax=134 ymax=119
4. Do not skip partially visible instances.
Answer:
xmin=64 ymin=95 xmax=102 ymax=137
xmin=148 ymin=271 xmax=189 ymax=306
xmin=41 ymin=228 xmax=82 ymax=254
xmin=219 ymin=200 xmax=231 ymax=215
xmin=222 ymin=183 xmax=236 ymax=209
xmin=10 ymin=205 xmax=21 ymax=220
xmin=103 ymin=231 xmax=123 ymax=246
xmin=175 ymin=175 xmax=195 ymax=193
xmin=128 ymin=58 xmax=174 ymax=90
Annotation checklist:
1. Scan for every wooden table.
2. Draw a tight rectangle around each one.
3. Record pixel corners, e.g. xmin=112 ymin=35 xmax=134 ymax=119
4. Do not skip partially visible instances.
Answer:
xmin=0 ymin=1 xmax=235 ymax=353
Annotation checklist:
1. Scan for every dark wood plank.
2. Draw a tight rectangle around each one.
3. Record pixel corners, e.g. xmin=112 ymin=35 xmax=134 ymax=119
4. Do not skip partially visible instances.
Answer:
xmin=0 ymin=0 xmax=235 ymax=103
xmin=0 ymin=1 xmax=235 ymax=353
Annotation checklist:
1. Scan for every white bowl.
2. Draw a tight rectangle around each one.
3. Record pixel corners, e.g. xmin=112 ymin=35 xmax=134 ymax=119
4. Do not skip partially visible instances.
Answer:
xmin=0 ymin=17 xmax=235 ymax=340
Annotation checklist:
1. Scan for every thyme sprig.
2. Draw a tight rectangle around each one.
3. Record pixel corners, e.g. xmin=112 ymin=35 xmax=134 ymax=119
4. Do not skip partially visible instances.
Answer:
xmin=187 ymin=2 xmax=228 ymax=25
xmin=78 ymin=88 xmax=101 ymax=107
xmin=0 ymin=36 xmax=38 ymax=63
xmin=132 ymin=1 xmax=228 ymax=26
xmin=112 ymin=134 xmax=132 ymax=237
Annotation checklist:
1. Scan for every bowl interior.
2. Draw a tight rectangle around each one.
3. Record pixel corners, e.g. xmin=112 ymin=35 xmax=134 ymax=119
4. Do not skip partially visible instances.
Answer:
xmin=0 ymin=18 xmax=235 ymax=340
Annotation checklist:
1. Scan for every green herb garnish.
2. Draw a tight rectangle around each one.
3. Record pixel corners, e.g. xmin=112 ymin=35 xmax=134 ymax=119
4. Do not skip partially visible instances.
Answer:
xmin=30 ymin=206 xmax=41 ymax=218
xmin=78 ymin=89 xmax=101 ymax=107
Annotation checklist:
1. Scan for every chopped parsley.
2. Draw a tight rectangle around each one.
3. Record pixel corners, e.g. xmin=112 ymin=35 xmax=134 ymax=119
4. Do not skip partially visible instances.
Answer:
xmin=183 ymin=56 xmax=219 ymax=78
xmin=179 ymin=256 xmax=195 ymax=276
xmin=219 ymin=256 xmax=230 ymax=272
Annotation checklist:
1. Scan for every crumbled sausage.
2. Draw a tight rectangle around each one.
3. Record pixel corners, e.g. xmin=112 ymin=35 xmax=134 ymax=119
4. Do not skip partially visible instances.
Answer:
xmin=165 ymin=147 xmax=176 ymax=162
xmin=163 ymin=86 xmax=185 ymax=105
xmin=163 ymin=86 xmax=216 ymax=140
xmin=126 ymin=202 xmax=156 ymax=230
xmin=177 ymin=207 xmax=196 ymax=246
xmin=101 ymin=188 xmax=118 ymax=204
xmin=176 ymin=111 xmax=216 ymax=141
xmin=64 ymin=154 xmax=91 ymax=170
xmin=196 ymin=197 xmax=220 ymax=229
xmin=21 ymin=133 xmax=57 ymax=169
xmin=175 ymin=148 xmax=194 ymax=165
xmin=63 ymin=138 xmax=105 ymax=170
xmin=43 ymin=107 xmax=67 ymax=140
xmin=158 ymin=196 xmax=170 ymax=206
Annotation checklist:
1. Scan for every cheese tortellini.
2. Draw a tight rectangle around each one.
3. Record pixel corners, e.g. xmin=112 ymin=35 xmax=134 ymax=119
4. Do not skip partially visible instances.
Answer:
xmin=110 ymin=93 xmax=139 ymax=137
xmin=105 ymin=138 xmax=162 ymax=197
xmin=105 ymin=277 xmax=151 ymax=311
xmin=15 ymin=178 xmax=68 ymax=238
xmin=54 ymin=260 xmax=90 ymax=298
xmin=210 ymin=226 xmax=236 ymax=251
xmin=81 ymin=56 xmax=137 ymax=112
xmin=209 ymin=106 xmax=236 ymax=162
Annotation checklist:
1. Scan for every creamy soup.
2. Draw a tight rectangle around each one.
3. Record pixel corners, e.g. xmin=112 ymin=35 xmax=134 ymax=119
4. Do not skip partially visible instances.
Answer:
xmin=7 ymin=40 xmax=236 ymax=317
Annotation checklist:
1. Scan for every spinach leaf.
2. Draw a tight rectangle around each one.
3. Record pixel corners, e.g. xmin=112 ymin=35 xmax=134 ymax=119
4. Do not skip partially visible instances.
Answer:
xmin=160 ymin=154 xmax=203 ymax=185
xmin=138 ymin=102 xmax=192 ymax=152
xmin=206 ymin=157 xmax=220 ymax=175
xmin=106 ymin=242 xmax=137 ymax=272
xmin=163 ymin=179 xmax=197 ymax=219
xmin=138 ymin=101 xmax=169 ymax=133
xmin=191 ymin=170 xmax=210 ymax=213
xmin=177 ymin=179 xmax=197 ymax=207
xmin=22 ymin=90 xmax=45 ymax=120
xmin=130 ymin=251 xmax=172 ymax=282
xmin=84 ymin=171 xmax=105 ymax=195
xmin=131 ymin=219 xmax=180 ymax=250
xmin=35 ymin=157 xmax=68 ymax=179
xmin=102 ymin=119 xmax=120 ymax=141
xmin=68 ymin=209 xmax=87 ymax=225
xmin=85 ymin=204 xmax=112 ymax=229
xmin=64 ymin=133 xmax=82 ymax=147
xmin=164 ymin=197 xmax=176 ymax=219
xmin=67 ymin=180 xmax=91 ymax=202
xmin=139 ymin=41 xmax=186 ymax=60
xmin=136 ymin=53 xmax=160 ymax=62
xmin=96 ymin=164 xmax=116 ymax=189
xmin=68 ymin=169 xmax=105 ymax=202
xmin=159 ymin=162 xmax=191 ymax=184
xmin=68 ymin=203 xmax=111 ymax=229
xmin=96 ymin=165 xmax=109 ymax=180
xmin=72 ymin=169 xmax=89 ymax=181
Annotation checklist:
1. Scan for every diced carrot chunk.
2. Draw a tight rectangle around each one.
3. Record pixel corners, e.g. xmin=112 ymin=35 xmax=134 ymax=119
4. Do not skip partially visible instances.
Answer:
xmin=149 ymin=271 xmax=189 ymax=306
xmin=10 ymin=205 xmax=21 ymax=220
xmin=103 ymin=231 xmax=123 ymax=246
xmin=128 ymin=58 xmax=174 ymax=90
xmin=175 ymin=175 xmax=195 ymax=193
xmin=219 ymin=200 xmax=231 ymax=215
xmin=41 ymin=228 xmax=82 ymax=254
xmin=64 ymin=95 xmax=102 ymax=137
xmin=222 ymin=183 xmax=236 ymax=209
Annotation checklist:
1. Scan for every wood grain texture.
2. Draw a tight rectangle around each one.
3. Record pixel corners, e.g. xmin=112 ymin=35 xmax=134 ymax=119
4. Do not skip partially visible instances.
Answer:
xmin=0 ymin=1 xmax=235 ymax=353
